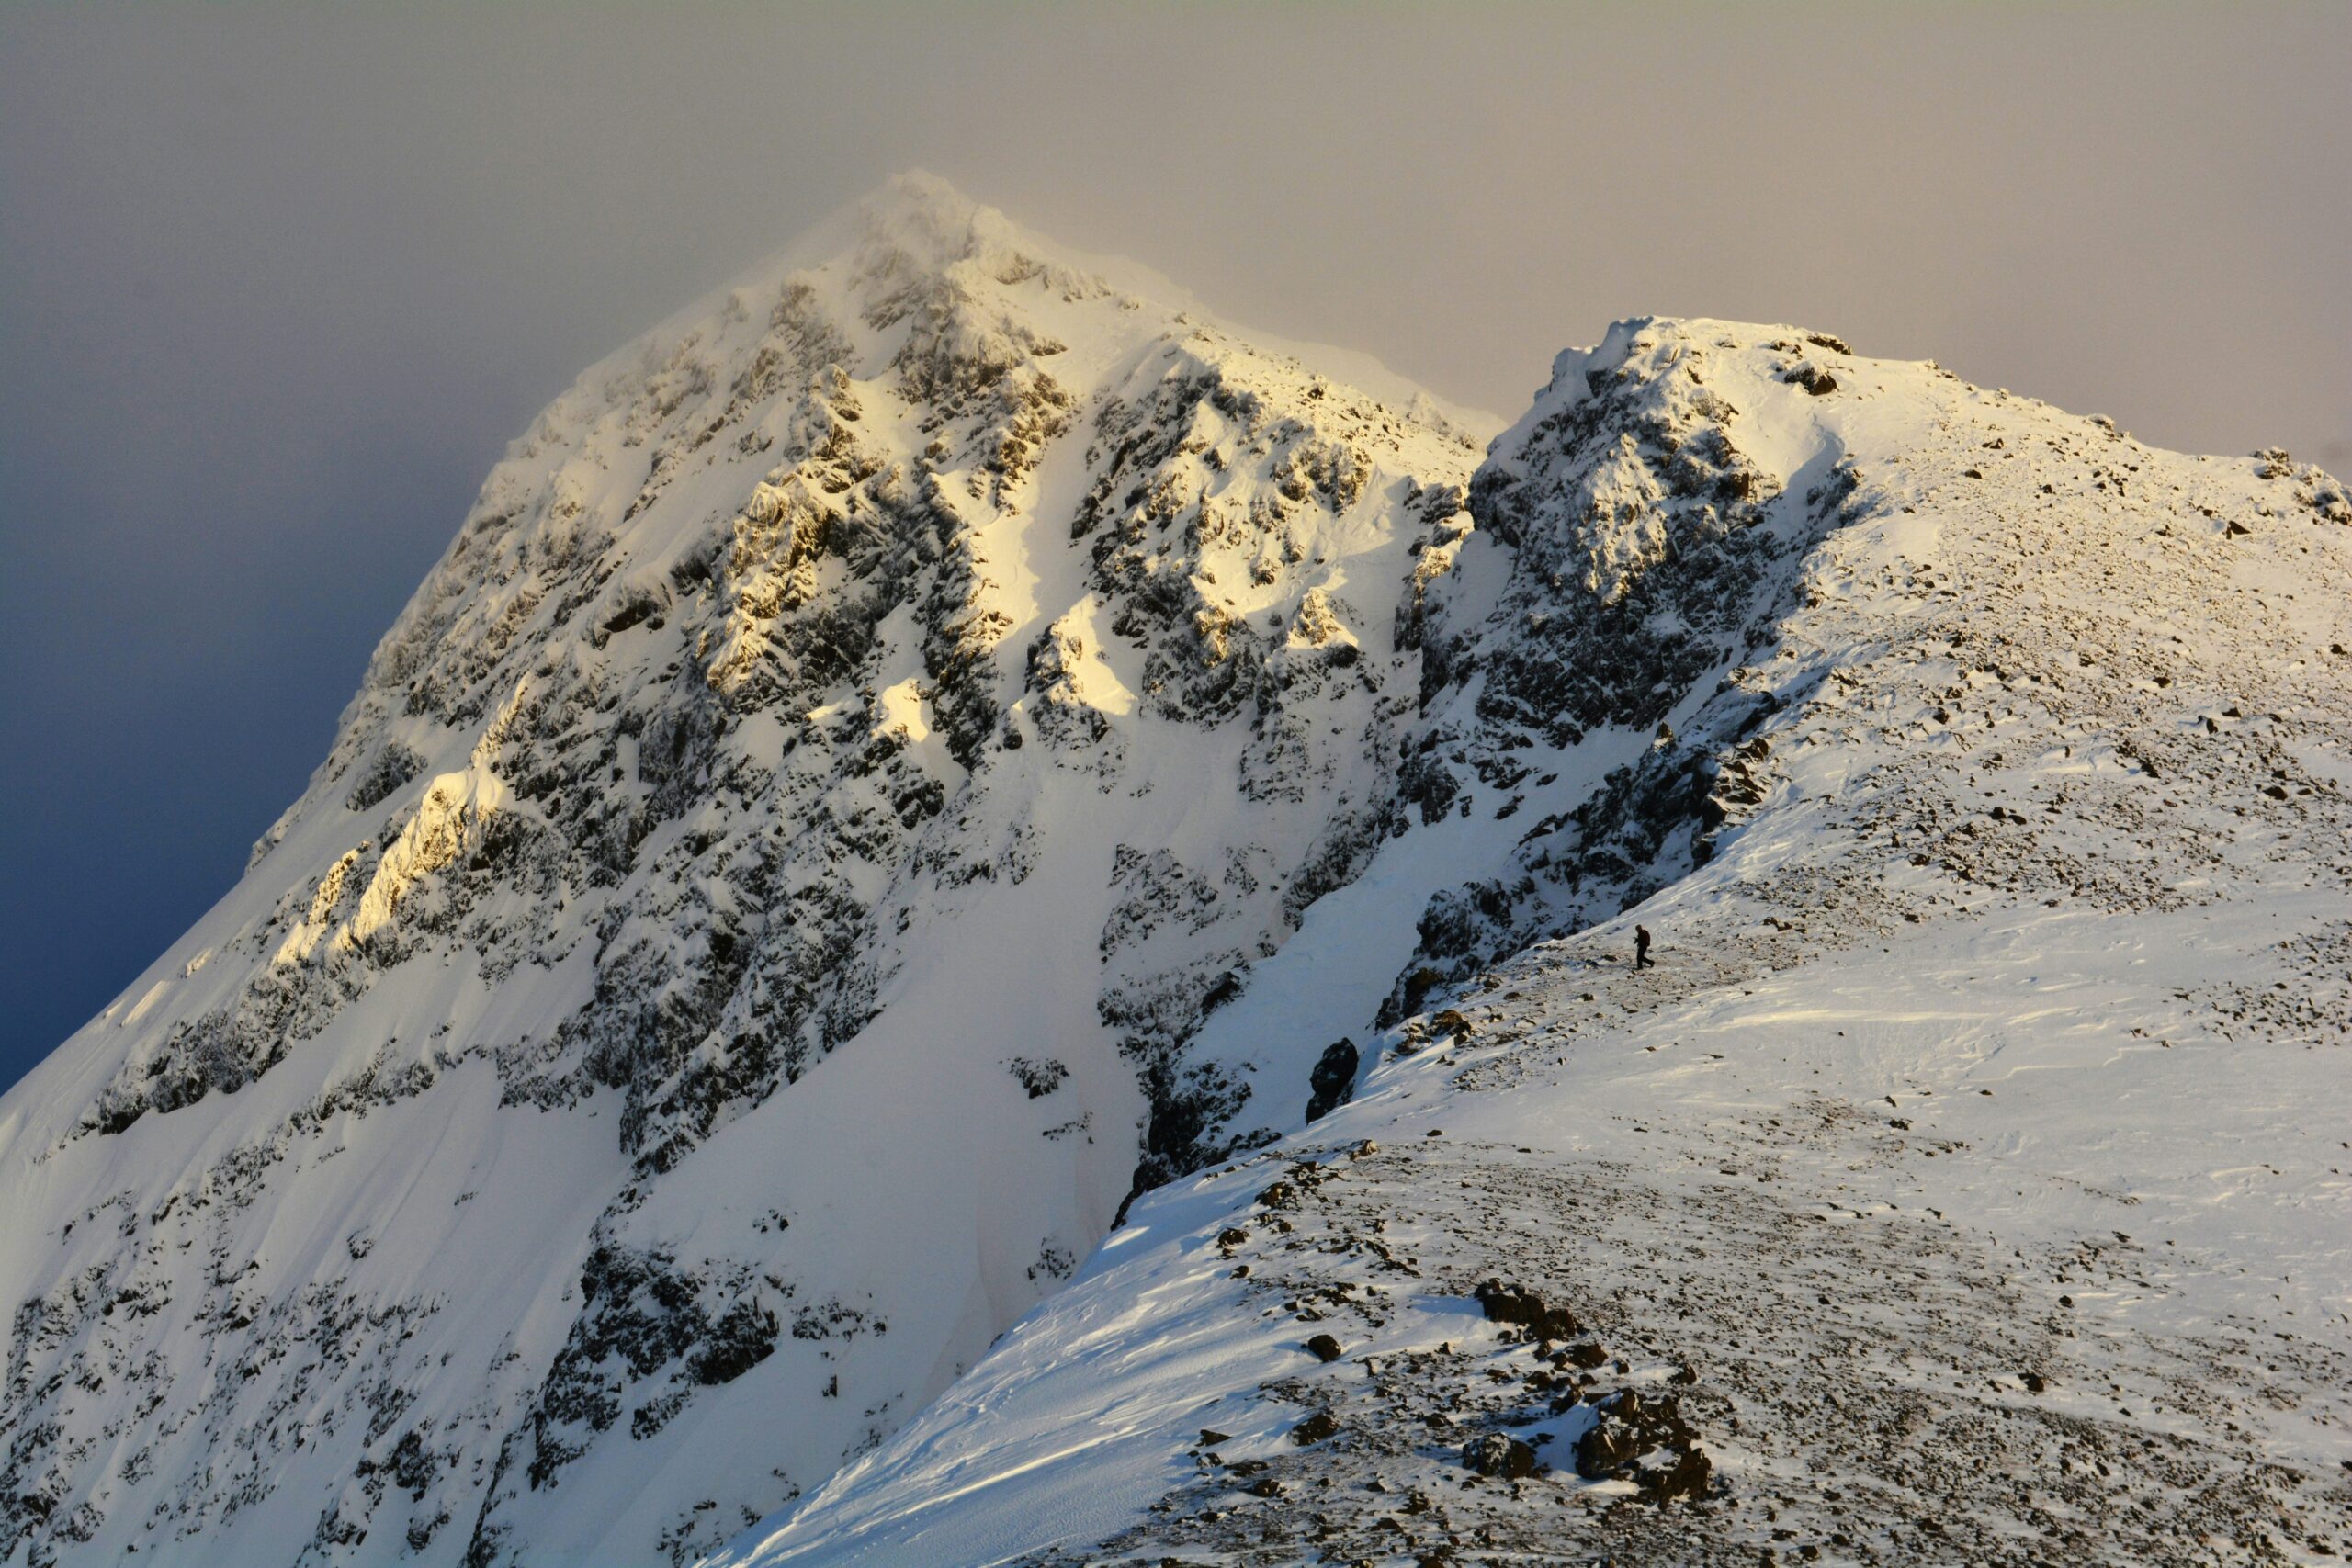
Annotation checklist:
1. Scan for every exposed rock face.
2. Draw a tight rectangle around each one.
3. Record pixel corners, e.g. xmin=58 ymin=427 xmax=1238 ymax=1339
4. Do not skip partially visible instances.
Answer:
xmin=1302 ymin=1038 xmax=1358 ymax=1122
xmin=1385 ymin=321 xmax=1864 ymax=1016
xmin=705 ymin=320 xmax=2352 ymax=1568
xmin=10 ymin=182 xmax=2350 ymax=1568
xmin=0 ymin=175 xmax=1496 ymax=1568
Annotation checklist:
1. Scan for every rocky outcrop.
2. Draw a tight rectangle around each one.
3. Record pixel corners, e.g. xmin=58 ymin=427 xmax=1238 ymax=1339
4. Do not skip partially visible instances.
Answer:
xmin=13 ymin=184 xmax=2348 ymax=1568
xmin=0 ymin=175 xmax=1493 ymax=1568
xmin=704 ymin=312 xmax=2352 ymax=1568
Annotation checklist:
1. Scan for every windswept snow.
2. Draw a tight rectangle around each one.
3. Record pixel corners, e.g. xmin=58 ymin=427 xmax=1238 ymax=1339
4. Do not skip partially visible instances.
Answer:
xmin=711 ymin=321 xmax=2352 ymax=1568
xmin=4 ymin=184 xmax=2349 ymax=1568
xmin=0 ymin=173 xmax=1502 ymax=1567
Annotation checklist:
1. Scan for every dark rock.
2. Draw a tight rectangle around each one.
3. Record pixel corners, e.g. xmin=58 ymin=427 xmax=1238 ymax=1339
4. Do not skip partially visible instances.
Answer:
xmin=1305 ymin=1333 xmax=1345 ymax=1363
xmin=345 ymin=742 xmax=425 ymax=812
xmin=1007 ymin=1056 xmax=1069 ymax=1099
xmin=1198 ymin=969 xmax=1244 ymax=1015
xmin=1292 ymin=1411 xmax=1341 ymax=1445
xmin=1575 ymin=1389 xmax=1712 ymax=1502
xmin=1305 ymin=1038 xmax=1360 ymax=1122
xmin=1473 ymin=1278 xmax=1586 ymax=1341
xmin=1462 ymin=1432 xmax=1540 ymax=1480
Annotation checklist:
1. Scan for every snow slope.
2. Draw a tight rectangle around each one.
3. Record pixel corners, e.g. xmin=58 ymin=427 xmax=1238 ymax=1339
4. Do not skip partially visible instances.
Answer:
xmin=710 ymin=322 xmax=2352 ymax=1566
xmin=0 ymin=175 xmax=1510 ymax=1567
xmin=6 ymin=184 xmax=2349 ymax=1568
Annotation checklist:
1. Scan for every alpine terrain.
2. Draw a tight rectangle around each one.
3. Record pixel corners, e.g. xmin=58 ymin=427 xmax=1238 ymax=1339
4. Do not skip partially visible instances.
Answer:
xmin=5 ymin=175 xmax=2349 ymax=1568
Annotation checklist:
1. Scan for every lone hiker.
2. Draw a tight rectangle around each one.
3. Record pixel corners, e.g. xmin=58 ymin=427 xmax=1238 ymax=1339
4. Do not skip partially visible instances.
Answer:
xmin=1634 ymin=925 xmax=1655 ymax=969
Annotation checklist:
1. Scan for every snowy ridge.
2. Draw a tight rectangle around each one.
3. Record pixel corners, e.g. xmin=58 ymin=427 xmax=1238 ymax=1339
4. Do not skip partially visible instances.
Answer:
xmin=710 ymin=322 xmax=2352 ymax=1566
xmin=3 ymin=181 xmax=2349 ymax=1568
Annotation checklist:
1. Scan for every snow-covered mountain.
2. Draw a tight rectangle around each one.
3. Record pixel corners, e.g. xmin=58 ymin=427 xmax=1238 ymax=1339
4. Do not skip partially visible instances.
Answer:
xmin=707 ymin=324 xmax=2352 ymax=1564
xmin=0 ymin=174 xmax=1505 ymax=1567
xmin=6 ymin=175 xmax=2350 ymax=1568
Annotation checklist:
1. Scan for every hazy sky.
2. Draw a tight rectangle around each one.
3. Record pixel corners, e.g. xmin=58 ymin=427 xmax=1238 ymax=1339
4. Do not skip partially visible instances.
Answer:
xmin=3 ymin=3 xmax=2346 ymax=1091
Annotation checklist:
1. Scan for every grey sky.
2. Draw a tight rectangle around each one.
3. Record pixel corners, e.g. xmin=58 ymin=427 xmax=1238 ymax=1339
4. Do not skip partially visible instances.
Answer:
xmin=3 ymin=2 xmax=2346 ymax=1090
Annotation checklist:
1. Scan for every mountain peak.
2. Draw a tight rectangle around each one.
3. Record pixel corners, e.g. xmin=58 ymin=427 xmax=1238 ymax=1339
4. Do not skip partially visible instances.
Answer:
xmin=744 ymin=169 xmax=1125 ymax=316
xmin=865 ymin=165 xmax=973 ymax=216
xmin=11 ymin=176 xmax=2346 ymax=1568
xmin=844 ymin=168 xmax=1002 ymax=275
xmin=0 ymin=187 xmax=1497 ymax=1567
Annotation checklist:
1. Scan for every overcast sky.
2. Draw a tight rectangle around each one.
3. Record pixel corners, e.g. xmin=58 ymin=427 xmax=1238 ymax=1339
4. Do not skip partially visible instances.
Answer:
xmin=3 ymin=2 xmax=2346 ymax=1091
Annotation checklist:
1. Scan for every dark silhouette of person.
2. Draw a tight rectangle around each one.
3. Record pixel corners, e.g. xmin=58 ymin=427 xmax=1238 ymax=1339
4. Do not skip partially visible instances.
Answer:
xmin=1634 ymin=925 xmax=1654 ymax=969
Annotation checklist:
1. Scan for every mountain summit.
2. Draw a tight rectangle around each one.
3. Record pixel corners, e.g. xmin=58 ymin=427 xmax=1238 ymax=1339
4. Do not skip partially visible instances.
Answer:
xmin=1 ymin=174 xmax=1504 ymax=1566
xmin=5 ymin=178 xmax=2348 ymax=1568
